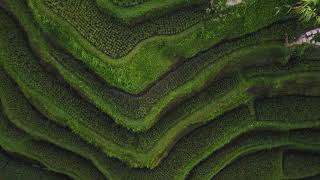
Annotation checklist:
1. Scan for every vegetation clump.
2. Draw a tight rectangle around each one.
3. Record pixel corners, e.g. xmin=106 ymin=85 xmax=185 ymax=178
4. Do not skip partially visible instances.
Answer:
xmin=294 ymin=0 xmax=320 ymax=24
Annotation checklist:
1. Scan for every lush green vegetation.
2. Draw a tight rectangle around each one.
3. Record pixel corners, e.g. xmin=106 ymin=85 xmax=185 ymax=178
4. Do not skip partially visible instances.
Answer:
xmin=96 ymin=0 xmax=207 ymax=24
xmin=26 ymin=0 xmax=295 ymax=94
xmin=293 ymin=0 xmax=320 ymax=24
xmin=0 ymin=0 xmax=319 ymax=179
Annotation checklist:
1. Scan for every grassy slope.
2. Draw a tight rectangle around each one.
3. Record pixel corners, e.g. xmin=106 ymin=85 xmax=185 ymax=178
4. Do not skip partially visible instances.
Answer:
xmin=26 ymin=0 xmax=294 ymax=94
xmin=1 ymin=12 xmax=320 ymax=167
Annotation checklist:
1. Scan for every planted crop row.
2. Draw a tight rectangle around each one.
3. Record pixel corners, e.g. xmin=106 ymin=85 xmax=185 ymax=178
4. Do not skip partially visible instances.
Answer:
xmin=24 ymin=0 xmax=295 ymax=93
xmin=0 ymin=108 xmax=105 ymax=180
xmin=189 ymin=128 xmax=320 ymax=179
xmin=34 ymin=0 xmax=204 ymax=58
xmin=10 ymin=0 xmax=311 ymax=131
xmin=1 ymin=52 xmax=320 ymax=175
xmin=96 ymin=0 xmax=207 ymax=24
xmin=1 ymin=12 xmax=320 ymax=168
xmin=1 ymin=87 xmax=320 ymax=180
xmin=1 ymin=1 xmax=319 ymax=179
xmin=110 ymin=0 xmax=150 ymax=7
xmin=1 ymin=71 xmax=319 ymax=178
xmin=205 ymin=148 xmax=320 ymax=180
xmin=283 ymin=150 xmax=320 ymax=179
xmin=29 ymin=14 xmax=309 ymax=131
xmin=0 ymin=148 xmax=70 ymax=180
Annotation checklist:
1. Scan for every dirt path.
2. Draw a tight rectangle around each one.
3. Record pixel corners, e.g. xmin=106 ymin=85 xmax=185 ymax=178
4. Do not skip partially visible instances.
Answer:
xmin=286 ymin=28 xmax=320 ymax=47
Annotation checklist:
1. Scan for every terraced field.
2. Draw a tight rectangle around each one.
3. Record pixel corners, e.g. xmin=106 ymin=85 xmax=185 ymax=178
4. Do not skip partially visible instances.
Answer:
xmin=0 ymin=0 xmax=319 ymax=179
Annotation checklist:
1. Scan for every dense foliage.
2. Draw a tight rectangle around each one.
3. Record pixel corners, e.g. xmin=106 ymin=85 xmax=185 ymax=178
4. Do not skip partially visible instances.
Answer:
xmin=0 ymin=0 xmax=319 ymax=179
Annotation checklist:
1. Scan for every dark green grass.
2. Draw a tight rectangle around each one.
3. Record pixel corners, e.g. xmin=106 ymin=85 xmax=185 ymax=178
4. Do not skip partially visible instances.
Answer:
xmin=210 ymin=148 xmax=284 ymax=180
xmin=191 ymin=146 xmax=320 ymax=180
xmin=0 ymin=149 xmax=70 ymax=180
xmin=1 ymin=61 xmax=320 ymax=179
xmin=25 ymin=0 xmax=294 ymax=93
xmin=1 ymin=90 xmax=320 ymax=180
xmin=186 ymin=94 xmax=320 ymax=179
xmin=1 ymin=11 xmax=320 ymax=167
xmin=188 ymin=100 xmax=320 ymax=179
xmin=1 ymin=74 xmax=320 ymax=180
xmin=283 ymin=150 xmax=320 ymax=179
xmin=0 ymin=107 xmax=105 ymax=180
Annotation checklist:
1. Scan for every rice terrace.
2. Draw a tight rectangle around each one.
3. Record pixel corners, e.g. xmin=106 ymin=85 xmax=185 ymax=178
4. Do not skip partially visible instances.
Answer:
xmin=0 ymin=0 xmax=320 ymax=179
